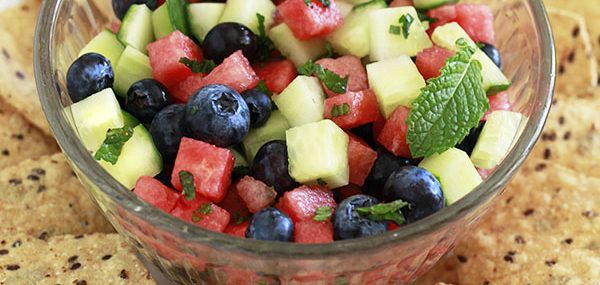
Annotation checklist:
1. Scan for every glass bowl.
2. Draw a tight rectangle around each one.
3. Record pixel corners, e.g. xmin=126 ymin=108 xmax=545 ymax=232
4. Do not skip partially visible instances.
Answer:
xmin=34 ymin=0 xmax=555 ymax=284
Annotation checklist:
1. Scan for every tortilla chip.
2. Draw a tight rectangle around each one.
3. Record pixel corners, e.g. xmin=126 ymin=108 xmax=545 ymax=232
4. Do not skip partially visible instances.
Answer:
xmin=0 ymin=153 xmax=114 ymax=237
xmin=0 ymin=233 xmax=156 ymax=284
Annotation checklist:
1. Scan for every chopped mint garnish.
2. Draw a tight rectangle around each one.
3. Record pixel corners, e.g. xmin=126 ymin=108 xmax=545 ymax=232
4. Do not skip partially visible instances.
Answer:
xmin=406 ymin=38 xmax=488 ymax=158
xmin=389 ymin=25 xmax=401 ymax=35
xmin=256 ymin=80 xmax=272 ymax=96
xmin=256 ymin=13 xmax=276 ymax=61
xmin=356 ymin=200 xmax=409 ymax=225
xmin=233 ymin=211 xmax=250 ymax=225
xmin=417 ymin=10 xmax=437 ymax=23
xmin=313 ymin=206 xmax=332 ymax=222
xmin=398 ymin=14 xmax=414 ymax=39
xmin=330 ymin=103 xmax=350 ymax=117
xmin=179 ymin=57 xmax=216 ymax=73
xmin=191 ymin=203 xmax=213 ymax=223
xmin=316 ymin=178 xmax=327 ymax=186
xmin=298 ymin=60 xmax=348 ymax=94
xmin=321 ymin=42 xmax=334 ymax=59
xmin=304 ymin=0 xmax=330 ymax=7
xmin=304 ymin=0 xmax=311 ymax=6
xmin=94 ymin=126 xmax=134 ymax=165
xmin=179 ymin=170 xmax=196 ymax=200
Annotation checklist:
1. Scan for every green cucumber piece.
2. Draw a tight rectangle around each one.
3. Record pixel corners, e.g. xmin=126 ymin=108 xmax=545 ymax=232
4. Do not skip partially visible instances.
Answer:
xmin=269 ymin=23 xmax=327 ymax=67
xmin=286 ymin=120 xmax=349 ymax=188
xmin=113 ymin=46 xmax=153 ymax=97
xmin=471 ymin=111 xmax=524 ymax=169
xmin=242 ymin=111 xmax=291 ymax=161
xmin=78 ymin=29 xmax=125 ymax=67
xmin=152 ymin=4 xmax=174 ymax=39
xmin=413 ymin=0 xmax=458 ymax=10
xmin=219 ymin=0 xmax=276 ymax=35
xmin=431 ymin=22 xmax=511 ymax=92
xmin=121 ymin=110 xmax=140 ymax=128
xmin=117 ymin=4 xmax=154 ymax=53
xmin=166 ymin=0 xmax=190 ymax=35
xmin=273 ymin=76 xmax=325 ymax=127
xmin=231 ymin=148 xmax=248 ymax=167
xmin=188 ymin=3 xmax=225 ymax=42
xmin=327 ymin=0 xmax=387 ymax=58
xmin=98 ymin=124 xmax=163 ymax=189
xmin=366 ymin=55 xmax=425 ymax=118
xmin=419 ymin=148 xmax=482 ymax=205
xmin=70 ymin=88 xmax=124 ymax=151
xmin=369 ymin=6 xmax=432 ymax=61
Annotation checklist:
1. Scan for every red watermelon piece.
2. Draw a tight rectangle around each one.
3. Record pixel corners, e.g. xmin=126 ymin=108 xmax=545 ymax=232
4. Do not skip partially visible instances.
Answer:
xmin=171 ymin=138 xmax=234 ymax=203
xmin=426 ymin=5 xmax=457 ymax=35
xmin=294 ymin=220 xmax=334 ymax=243
xmin=334 ymin=184 xmax=362 ymax=201
xmin=277 ymin=0 xmax=344 ymax=40
xmin=375 ymin=106 xmax=412 ymax=158
xmin=347 ymin=133 xmax=378 ymax=186
xmin=134 ymin=176 xmax=180 ymax=213
xmin=279 ymin=185 xmax=336 ymax=222
xmin=416 ymin=46 xmax=454 ymax=80
xmin=147 ymin=30 xmax=202 ymax=89
xmin=427 ymin=4 xmax=496 ymax=44
xmin=224 ymin=221 xmax=249 ymax=238
xmin=483 ymin=91 xmax=511 ymax=120
xmin=170 ymin=196 xmax=231 ymax=232
xmin=236 ymin=176 xmax=277 ymax=213
xmin=254 ymin=60 xmax=297 ymax=93
xmin=315 ymin=56 xmax=368 ymax=98
xmin=324 ymin=89 xmax=380 ymax=129
xmin=389 ymin=0 xmax=413 ymax=7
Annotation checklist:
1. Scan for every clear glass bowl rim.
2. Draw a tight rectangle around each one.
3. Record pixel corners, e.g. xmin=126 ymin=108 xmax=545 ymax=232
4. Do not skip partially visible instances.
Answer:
xmin=34 ymin=0 xmax=555 ymax=258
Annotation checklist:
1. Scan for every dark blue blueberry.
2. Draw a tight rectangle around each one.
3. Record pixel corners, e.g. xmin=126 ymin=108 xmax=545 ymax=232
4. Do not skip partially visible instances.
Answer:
xmin=362 ymin=148 xmax=414 ymax=200
xmin=124 ymin=79 xmax=171 ymax=124
xmin=149 ymin=104 xmax=186 ymax=164
xmin=66 ymin=53 xmax=114 ymax=102
xmin=112 ymin=0 xmax=158 ymax=20
xmin=155 ymin=163 xmax=174 ymax=188
xmin=184 ymin=84 xmax=250 ymax=147
xmin=456 ymin=121 xmax=485 ymax=156
xmin=350 ymin=123 xmax=378 ymax=149
xmin=383 ymin=166 xmax=444 ymax=224
xmin=250 ymin=140 xmax=299 ymax=196
xmin=203 ymin=23 xmax=257 ymax=63
xmin=480 ymin=42 xmax=502 ymax=68
xmin=241 ymin=89 xmax=272 ymax=128
xmin=333 ymin=195 xmax=387 ymax=240
xmin=246 ymin=207 xmax=293 ymax=242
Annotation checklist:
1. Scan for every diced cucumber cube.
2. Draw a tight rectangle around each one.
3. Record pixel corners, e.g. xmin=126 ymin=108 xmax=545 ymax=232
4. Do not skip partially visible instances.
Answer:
xmin=273 ymin=76 xmax=325 ymax=127
xmin=413 ymin=0 xmax=458 ymax=10
xmin=78 ymin=29 xmax=125 ymax=67
xmin=113 ymin=46 xmax=153 ymax=97
xmin=188 ymin=3 xmax=225 ymax=42
xmin=471 ymin=111 xmax=524 ymax=169
xmin=431 ymin=22 xmax=511 ymax=92
xmin=70 ymin=88 xmax=124 ymax=152
xmin=419 ymin=148 xmax=482 ymax=205
xmin=269 ymin=23 xmax=327 ymax=67
xmin=369 ymin=7 xmax=432 ymax=61
xmin=242 ymin=111 xmax=291 ymax=161
xmin=218 ymin=0 xmax=276 ymax=35
xmin=121 ymin=110 xmax=140 ymax=128
xmin=152 ymin=4 xmax=174 ymax=39
xmin=286 ymin=120 xmax=349 ymax=188
xmin=98 ymin=125 xmax=163 ymax=189
xmin=117 ymin=4 xmax=154 ymax=54
xmin=366 ymin=55 xmax=425 ymax=118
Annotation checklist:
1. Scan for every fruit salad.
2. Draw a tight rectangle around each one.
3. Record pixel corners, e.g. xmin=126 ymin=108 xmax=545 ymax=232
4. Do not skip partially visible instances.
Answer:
xmin=65 ymin=0 xmax=525 ymax=243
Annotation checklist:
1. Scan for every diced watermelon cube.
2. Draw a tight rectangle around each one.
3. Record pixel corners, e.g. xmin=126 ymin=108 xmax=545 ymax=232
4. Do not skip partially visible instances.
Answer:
xmin=224 ymin=221 xmax=249 ymax=238
xmin=375 ymin=106 xmax=412 ymax=158
xmin=277 ymin=0 xmax=344 ymax=40
xmin=279 ymin=185 xmax=336 ymax=222
xmin=334 ymin=184 xmax=362 ymax=202
xmin=236 ymin=176 xmax=277 ymax=213
xmin=217 ymin=184 xmax=251 ymax=220
xmin=171 ymin=138 xmax=234 ymax=202
xmin=483 ymin=91 xmax=510 ymax=120
xmin=171 ymin=51 xmax=260 ymax=102
xmin=324 ymin=89 xmax=380 ymax=129
xmin=426 ymin=5 xmax=457 ymax=35
xmin=347 ymin=133 xmax=377 ymax=186
xmin=147 ymin=31 xmax=202 ymax=89
xmin=254 ymin=60 xmax=297 ymax=93
xmin=134 ymin=176 xmax=180 ymax=212
xmin=315 ymin=56 xmax=368 ymax=98
xmin=170 ymin=196 xmax=231 ymax=232
xmin=477 ymin=167 xmax=492 ymax=179
xmin=428 ymin=4 xmax=496 ymax=44
xmin=294 ymin=220 xmax=334 ymax=243
xmin=415 ymin=46 xmax=454 ymax=80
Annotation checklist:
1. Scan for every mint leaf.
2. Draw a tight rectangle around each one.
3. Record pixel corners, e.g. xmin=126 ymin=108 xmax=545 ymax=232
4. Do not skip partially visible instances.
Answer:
xmin=330 ymin=103 xmax=350 ymax=117
xmin=356 ymin=200 xmax=409 ymax=225
xmin=94 ymin=126 xmax=134 ymax=165
xmin=179 ymin=170 xmax=196 ymax=200
xmin=406 ymin=39 xmax=488 ymax=158
xmin=417 ymin=10 xmax=437 ymax=23
xmin=233 ymin=211 xmax=250 ymax=225
xmin=389 ymin=25 xmax=401 ymax=35
xmin=179 ymin=57 xmax=216 ymax=73
xmin=313 ymin=206 xmax=332 ymax=222
xmin=191 ymin=203 xmax=212 ymax=223
xmin=256 ymin=13 xmax=276 ymax=61
xmin=298 ymin=60 xmax=348 ymax=94
xmin=304 ymin=0 xmax=312 ymax=7
xmin=398 ymin=14 xmax=414 ymax=39
xmin=256 ymin=80 xmax=272 ymax=96
xmin=316 ymin=178 xmax=327 ymax=186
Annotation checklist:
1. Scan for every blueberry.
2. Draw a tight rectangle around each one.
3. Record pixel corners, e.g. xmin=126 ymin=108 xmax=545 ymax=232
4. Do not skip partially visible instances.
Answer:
xmin=362 ymin=148 xmax=414 ymax=200
xmin=350 ymin=123 xmax=377 ymax=149
xmin=124 ymin=79 xmax=171 ymax=124
xmin=250 ymin=140 xmax=299 ymax=195
xmin=112 ymin=0 xmax=158 ymax=20
xmin=184 ymin=84 xmax=250 ymax=147
xmin=456 ymin=121 xmax=485 ymax=156
xmin=241 ymin=89 xmax=272 ymax=128
xmin=66 ymin=53 xmax=114 ymax=102
xmin=479 ymin=42 xmax=502 ymax=68
xmin=149 ymin=104 xmax=186 ymax=164
xmin=203 ymin=23 xmax=257 ymax=64
xmin=383 ymin=166 xmax=444 ymax=224
xmin=246 ymin=207 xmax=294 ymax=242
xmin=333 ymin=195 xmax=388 ymax=240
